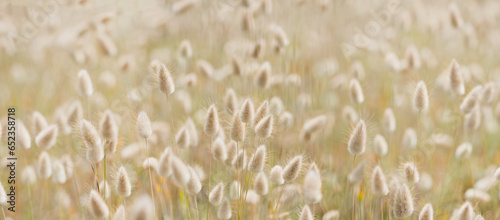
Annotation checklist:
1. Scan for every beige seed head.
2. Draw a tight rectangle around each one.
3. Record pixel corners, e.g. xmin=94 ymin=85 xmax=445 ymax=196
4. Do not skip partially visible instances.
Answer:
xmin=197 ymin=60 xmax=214 ymax=78
xmin=349 ymin=79 xmax=364 ymax=105
xmin=52 ymin=160 xmax=67 ymax=184
xmin=270 ymin=97 xmax=284 ymax=115
xmin=300 ymin=115 xmax=327 ymax=142
xmin=382 ymin=108 xmax=396 ymax=133
xmin=204 ymin=105 xmax=220 ymax=136
xmin=323 ymin=210 xmax=340 ymax=220
xmin=35 ymin=124 xmax=58 ymax=149
xmin=303 ymin=164 xmax=322 ymax=204
xmin=279 ymin=111 xmax=294 ymax=128
xmin=230 ymin=111 xmax=246 ymax=142
xmin=225 ymin=140 xmax=238 ymax=166
xmin=253 ymin=101 xmax=270 ymax=128
xmin=185 ymin=118 xmax=199 ymax=147
xmin=456 ymin=201 xmax=474 ymax=220
xmin=32 ymin=111 xmax=48 ymax=136
xmin=255 ymin=62 xmax=271 ymax=89
xmin=217 ymin=198 xmax=232 ymax=219
xmin=342 ymin=105 xmax=359 ymax=124
xmin=252 ymin=39 xmax=265 ymax=59
xmin=405 ymin=45 xmax=421 ymax=70
xmin=67 ymin=101 xmax=83 ymax=125
xmin=248 ymin=145 xmax=266 ymax=173
xmin=176 ymin=126 xmax=190 ymax=149
xmin=137 ymin=111 xmax=152 ymax=139
xmin=232 ymin=57 xmax=243 ymax=76
xmin=371 ymin=166 xmax=389 ymax=196
xmin=392 ymin=184 xmax=414 ymax=219
xmin=116 ymin=166 xmax=131 ymax=197
xmin=186 ymin=166 xmax=202 ymax=195
xmin=178 ymin=40 xmax=192 ymax=59
xmin=21 ymin=166 xmax=37 ymax=185
xmin=270 ymin=165 xmax=285 ymax=185
xmin=212 ymin=138 xmax=227 ymax=161
xmin=105 ymin=139 xmax=118 ymax=156
xmin=170 ymin=155 xmax=191 ymax=186
xmin=158 ymin=63 xmax=175 ymax=96
xmin=130 ymin=194 xmax=154 ymax=220
xmin=254 ymin=115 xmax=273 ymax=139
xmin=373 ymin=134 xmax=388 ymax=156
xmin=81 ymin=120 xmax=104 ymax=163
xmin=113 ymin=205 xmax=125 ymax=220
xmin=348 ymin=161 xmax=364 ymax=184
xmin=78 ymin=69 xmax=93 ymax=98
xmin=464 ymin=106 xmax=481 ymax=131
xmin=37 ymin=151 xmax=52 ymax=179
xmin=347 ymin=119 xmax=366 ymax=156
xmin=157 ymin=147 xmax=173 ymax=178
xmin=88 ymin=190 xmax=109 ymax=219
xmin=283 ymin=156 xmax=302 ymax=182
xmin=209 ymin=182 xmax=224 ymax=206
xmin=254 ymin=172 xmax=269 ymax=195
xmin=350 ymin=61 xmax=365 ymax=79
xmin=414 ymin=81 xmax=429 ymax=112
xmin=299 ymin=205 xmax=313 ymax=220
xmin=418 ymin=203 xmax=433 ymax=220
xmin=480 ymin=82 xmax=495 ymax=104
xmin=403 ymin=162 xmax=419 ymax=184
xmin=143 ymin=157 xmax=159 ymax=172
xmin=61 ymin=155 xmax=74 ymax=179
xmin=240 ymin=99 xmax=255 ymax=123
xmin=229 ymin=181 xmax=241 ymax=200
xmin=402 ymin=128 xmax=417 ymax=149
xmin=224 ymin=88 xmax=238 ymax=115
xmin=449 ymin=59 xmax=465 ymax=96
xmin=455 ymin=142 xmax=472 ymax=160
xmin=99 ymin=110 xmax=118 ymax=141
xmin=449 ymin=3 xmax=463 ymax=28
xmin=460 ymin=86 xmax=482 ymax=114
xmin=17 ymin=122 xmax=31 ymax=149
xmin=234 ymin=150 xmax=247 ymax=170
xmin=96 ymin=32 xmax=117 ymax=57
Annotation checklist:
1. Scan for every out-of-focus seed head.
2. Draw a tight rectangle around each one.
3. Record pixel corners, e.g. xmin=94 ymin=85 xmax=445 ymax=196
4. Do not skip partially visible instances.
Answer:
xmin=209 ymin=182 xmax=224 ymax=206
xmin=373 ymin=134 xmax=388 ymax=157
xmin=37 ymin=151 xmax=52 ymax=179
xmin=449 ymin=59 xmax=465 ymax=96
xmin=137 ymin=111 xmax=152 ymax=139
xmin=347 ymin=119 xmax=366 ymax=156
xmin=371 ymin=166 xmax=389 ymax=196
xmin=35 ymin=124 xmax=58 ymax=149
xmin=186 ymin=166 xmax=202 ymax=195
xmin=248 ymin=145 xmax=266 ymax=173
xmin=254 ymin=172 xmax=269 ymax=195
xmin=382 ymin=108 xmax=396 ymax=133
xmin=270 ymin=165 xmax=284 ymax=185
xmin=418 ymin=203 xmax=433 ymax=220
xmin=87 ymin=190 xmax=109 ymax=219
xmin=99 ymin=110 xmax=118 ymax=141
xmin=230 ymin=110 xmax=246 ymax=142
xmin=116 ymin=166 xmax=132 ymax=197
xmin=78 ymin=69 xmax=94 ymax=98
xmin=414 ymin=81 xmax=429 ymax=112
xmin=349 ymin=79 xmax=364 ymax=105
xmin=254 ymin=115 xmax=273 ymax=139
xmin=403 ymin=162 xmax=419 ymax=184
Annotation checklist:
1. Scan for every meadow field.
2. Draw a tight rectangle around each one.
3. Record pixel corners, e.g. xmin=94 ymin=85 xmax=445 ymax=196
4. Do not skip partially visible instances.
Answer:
xmin=1 ymin=0 xmax=500 ymax=219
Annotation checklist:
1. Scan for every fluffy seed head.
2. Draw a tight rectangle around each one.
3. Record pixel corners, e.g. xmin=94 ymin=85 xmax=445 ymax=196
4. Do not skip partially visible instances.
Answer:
xmin=178 ymin=40 xmax=192 ymax=59
xmin=186 ymin=167 xmax=202 ymax=195
xmin=323 ymin=210 xmax=340 ymax=220
xmin=21 ymin=166 xmax=37 ymax=185
xmin=209 ymin=182 xmax=224 ymax=206
xmin=170 ymin=155 xmax=191 ymax=186
xmin=299 ymin=205 xmax=313 ymax=220
xmin=373 ymin=134 xmax=388 ymax=157
xmin=254 ymin=115 xmax=273 ymax=139
xmin=113 ymin=205 xmax=125 ymax=220
xmin=392 ymin=184 xmax=414 ymax=219
xmin=347 ymin=119 xmax=366 ymax=155
xmin=130 ymin=194 xmax=154 ymax=220
xmin=176 ymin=126 xmax=190 ymax=149
xmin=405 ymin=45 xmax=421 ymax=70
xmin=419 ymin=203 xmax=433 ymax=220
xmin=402 ymin=128 xmax=417 ymax=149
xmin=382 ymin=108 xmax=396 ymax=133
xmin=283 ymin=156 xmax=302 ymax=182
xmin=157 ymin=147 xmax=173 ymax=178
xmin=52 ymin=160 xmax=67 ymax=184
xmin=143 ymin=157 xmax=159 ymax=172
xmin=137 ymin=111 xmax=152 ymax=139
xmin=204 ymin=105 xmax=220 ymax=136
xmin=229 ymin=181 xmax=241 ymax=200
xmin=270 ymin=165 xmax=284 ymax=185
xmin=254 ymin=172 xmax=269 ymax=195
xmin=414 ymin=81 xmax=429 ymax=112
xmin=348 ymin=161 xmax=364 ymax=184
xmin=255 ymin=62 xmax=271 ymax=89
xmin=99 ymin=110 xmax=118 ymax=141
xmin=225 ymin=140 xmax=238 ymax=166
xmin=158 ymin=63 xmax=175 ymax=96
xmin=456 ymin=202 xmax=474 ymax=220
xmin=248 ymin=145 xmax=266 ymax=173
xmin=234 ymin=150 xmax=247 ymax=170
xmin=455 ymin=142 xmax=472 ymax=160
xmin=464 ymin=107 xmax=481 ymax=131
xmin=32 ymin=111 xmax=48 ymax=136
xmin=217 ymin=198 xmax=232 ymax=219
xmin=81 ymin=120 xmax=104 ymax=163
xmin=449 ymin=3 xmax=463 ymax=28
xmin=37 ymin=151 xmax=52 ymax=179
xmin=403 ymin=162 xmax=419 ymax=184
xmin=349 ymin=79 xmax=364 ymax=105
xmin=224 ymin=88 xmax=238 ymax=115
xmin=212 ymin=138 xmax=227 ymax=161
xmin=460 ymin=86 xmax=482 ymax=114
xmin=35 ymin=124 xmax=58 ymax=149
xmin=88 ymin=190 xmax=109 ymax=219
xmin=480 ymin=82 xmax=495 ymax=104
xmin=240 ymin=99 xmax=255 ymax=123
xmin=17 ymin=122 xmax=31 ymax=149
xmin=253 ymin=101 xmax=270 ymax=128
xmin=371 ymin=166 xmax=389 ymax=196
xmin=78 ymin=69 xmax=93 ymax=98
xmin=300 ymin=115 xmax=327 ymax=142
xmin=303 ymin=164 xmax=322 ymax=204
xmin=279 ymin=112 xmax=294 ymax=128
xmin=185 ymin=118 xmax=199 ymax=147
xmin=230 ymin=111 xmax=246 ymax=142
xmin=116 ymin=166 xmax=132 ymax=197
xmin=449 ymin=59 xmax=465 ymax=95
